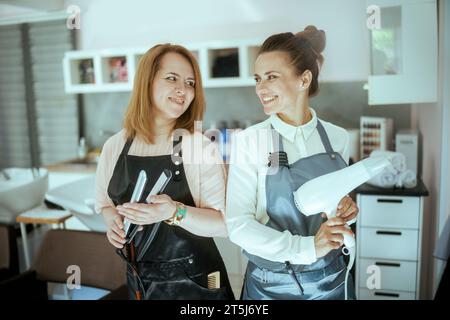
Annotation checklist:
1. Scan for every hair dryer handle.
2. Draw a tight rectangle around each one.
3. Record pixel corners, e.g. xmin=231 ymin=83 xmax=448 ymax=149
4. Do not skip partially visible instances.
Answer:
xmin=343 ymin=224 xmax=355 ymax=248
xmin=343 ymin=233 xmax=355 ymax=248
xmin=325 ymin=207 xmax=338 ymax=219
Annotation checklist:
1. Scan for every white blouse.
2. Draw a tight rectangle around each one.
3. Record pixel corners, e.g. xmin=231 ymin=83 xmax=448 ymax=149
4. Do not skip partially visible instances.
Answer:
xmin=226 ymin=108 xmax=350 ymax=265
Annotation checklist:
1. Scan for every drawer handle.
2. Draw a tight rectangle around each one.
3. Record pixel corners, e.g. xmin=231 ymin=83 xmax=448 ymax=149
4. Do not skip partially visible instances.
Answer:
xmin=375 ymin=262 xmax=401 ymax=267
xmin=377 ymin=198 xmax=403 ymax=203
xmin=376 ymin=231 xmax=402 ymax=236
xmin=374 ymin=292 xmax=400 ymax=298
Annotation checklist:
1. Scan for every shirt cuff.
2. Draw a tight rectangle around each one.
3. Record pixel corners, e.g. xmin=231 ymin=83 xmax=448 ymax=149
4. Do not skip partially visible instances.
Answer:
xmin=292 ymin=235 xmax=317 ymax=265
xmin=347 ymin=217 xmax=357 ymax=225
xmin=95 ymin=203 xmax=112 ymax=215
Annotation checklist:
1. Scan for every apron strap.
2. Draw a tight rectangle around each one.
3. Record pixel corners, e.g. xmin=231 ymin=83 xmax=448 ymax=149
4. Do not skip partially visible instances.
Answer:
xmin=269 ymin=120 xmax=337 ymax=164
xmin=172 ymin=134 xmax=183 ymax=156
xmin=268 ymin=125 xmax=289 ymax=168
xmin=122 ymin=138 xmax=134 ymax=156
xmin=316 ymin=120 xmax=337 ymax=158
xmin=121 ymin=134 xmax=183 ymax=156
xmin=172 ymin=134 xmax=183 ymax=181
xmin=270 ymin=125 xmax=284 ymax=152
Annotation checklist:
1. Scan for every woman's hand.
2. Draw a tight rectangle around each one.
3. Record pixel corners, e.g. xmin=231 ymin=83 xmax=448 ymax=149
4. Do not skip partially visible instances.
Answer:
xmin=314 ymin=216 xmax=354 ymax=259
xmin=336 ymin=195 xmax=359 ymax=223
xmin=116 ymin=194 xmax=177 ymax=226
xmin=102 ymin=208 xmax=126 ymax=249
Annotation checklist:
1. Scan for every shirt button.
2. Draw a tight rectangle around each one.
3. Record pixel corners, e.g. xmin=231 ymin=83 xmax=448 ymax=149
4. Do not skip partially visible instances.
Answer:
xmin=175 ymin=170 xmax=180 ymax=175
xmin=175 ymin=161 xmax=180 ymax=165
xmin=174 ymin=153 xmax=179 ymax=157
xmin=188 ymin=258 xmax=194 ymax=264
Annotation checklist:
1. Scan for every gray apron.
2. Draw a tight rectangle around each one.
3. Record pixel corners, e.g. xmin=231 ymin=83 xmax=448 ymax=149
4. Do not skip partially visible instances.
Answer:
xmin=242 ymin=120 xmax=356 ymax=300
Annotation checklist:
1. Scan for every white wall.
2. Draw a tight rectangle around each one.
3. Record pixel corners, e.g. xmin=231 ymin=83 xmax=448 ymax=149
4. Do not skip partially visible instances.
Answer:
xmin=65 ymin=0 xmax=370 ymax=82
xmin=411 ymin=0 xmax=449 ymax=300
xmin=435 ymin=0 xmax=450 ymax=298
xmin=410 ymin=81 xmax=445 ymax=300
xmin=411 ymin=100 xmax=441 ymax=299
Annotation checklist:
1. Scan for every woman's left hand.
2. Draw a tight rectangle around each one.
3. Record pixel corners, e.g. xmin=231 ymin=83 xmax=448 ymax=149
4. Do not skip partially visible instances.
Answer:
xmin=116 ymin=194 xmax=177 ymax=225
xmin=336 ymin=195 xmax=359 ymax=223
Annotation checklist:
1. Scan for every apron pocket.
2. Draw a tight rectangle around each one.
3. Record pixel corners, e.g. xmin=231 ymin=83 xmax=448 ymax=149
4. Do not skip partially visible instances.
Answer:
xmin=144 ymin=276 xmax=228 ymax=300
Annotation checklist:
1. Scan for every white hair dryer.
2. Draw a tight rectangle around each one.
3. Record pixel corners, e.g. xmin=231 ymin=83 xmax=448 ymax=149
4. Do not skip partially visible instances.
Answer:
xmin=293 ymin=155 xmax=393 ymax=299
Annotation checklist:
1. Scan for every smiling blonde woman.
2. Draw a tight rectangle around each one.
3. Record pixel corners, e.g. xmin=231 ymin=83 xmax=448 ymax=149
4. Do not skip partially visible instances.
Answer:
xmin=95 ymin=44 xmax=234 ymax=300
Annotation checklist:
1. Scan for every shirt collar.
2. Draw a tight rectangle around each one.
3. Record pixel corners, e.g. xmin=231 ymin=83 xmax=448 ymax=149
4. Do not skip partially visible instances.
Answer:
xmin=269 ymin=107 xmax=318 ymax=143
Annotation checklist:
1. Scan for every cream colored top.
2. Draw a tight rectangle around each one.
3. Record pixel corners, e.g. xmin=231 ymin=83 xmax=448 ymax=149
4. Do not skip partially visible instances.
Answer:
xmin=95 ymin=129 xmax=227 ymax=215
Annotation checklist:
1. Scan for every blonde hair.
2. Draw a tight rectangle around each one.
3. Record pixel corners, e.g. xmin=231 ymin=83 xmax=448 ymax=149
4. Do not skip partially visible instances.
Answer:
xmin=123 ymin=44 xmax=205 ymax=144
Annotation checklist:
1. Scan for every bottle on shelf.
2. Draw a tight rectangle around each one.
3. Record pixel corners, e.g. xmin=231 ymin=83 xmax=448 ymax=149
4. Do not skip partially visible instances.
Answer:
xmin=77 ymin=137 xmax=88 ymax=159
xmin=79 ymin=59 xmax=95 ymax=84
xmin=108 ymin=57 xmax=128 ymax=82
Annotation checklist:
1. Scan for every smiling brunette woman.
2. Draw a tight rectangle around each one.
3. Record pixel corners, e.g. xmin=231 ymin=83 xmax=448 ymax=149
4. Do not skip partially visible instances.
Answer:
xmin=226 ymin=26 xmax=359 ymax=300
xmin=95 ymin=44 xmax=234 ymax=300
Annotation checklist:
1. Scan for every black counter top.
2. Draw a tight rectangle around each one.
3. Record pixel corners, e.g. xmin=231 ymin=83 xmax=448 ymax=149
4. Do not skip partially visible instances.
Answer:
xmin=354 ymin=178 xmax=429 ymax=197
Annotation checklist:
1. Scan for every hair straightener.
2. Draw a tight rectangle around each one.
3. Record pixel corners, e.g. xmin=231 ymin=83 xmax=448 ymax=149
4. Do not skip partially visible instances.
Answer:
xmin=124 ymin=169 xmax=172 ymax=244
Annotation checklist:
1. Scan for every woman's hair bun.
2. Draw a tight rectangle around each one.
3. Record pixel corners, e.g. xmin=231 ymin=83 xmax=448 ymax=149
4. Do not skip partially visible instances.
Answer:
xmin=295 ymin=25 xmax=326 ymax=54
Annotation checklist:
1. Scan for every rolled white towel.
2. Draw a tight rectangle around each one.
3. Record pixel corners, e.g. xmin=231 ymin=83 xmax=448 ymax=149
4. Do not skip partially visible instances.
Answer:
xmin=370 ymin=150 xmax=406 ymax=173
xmin=396 ymin=170 xmax=417 ymax=188
xmin=367 ymin=169 xmax=398 ymax=188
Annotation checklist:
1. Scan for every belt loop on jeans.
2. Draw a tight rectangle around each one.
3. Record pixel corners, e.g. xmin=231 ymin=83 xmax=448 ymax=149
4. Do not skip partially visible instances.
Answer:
xmin=285 ymin=261 xmax=304 ymax=295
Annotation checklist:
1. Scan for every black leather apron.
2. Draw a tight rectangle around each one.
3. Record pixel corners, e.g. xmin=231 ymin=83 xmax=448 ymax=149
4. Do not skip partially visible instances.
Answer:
xmin=107 ymin=135 xmax=234 ymax=300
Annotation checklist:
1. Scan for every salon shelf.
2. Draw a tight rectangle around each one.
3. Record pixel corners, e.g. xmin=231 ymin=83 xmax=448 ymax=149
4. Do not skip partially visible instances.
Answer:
xmin=63 ymin=39 xmax=263 ymax=93
xmin=63 ymin=49 xmax=134 ymax=93
xmin=100 ymin=55 xmax=128 ymax=84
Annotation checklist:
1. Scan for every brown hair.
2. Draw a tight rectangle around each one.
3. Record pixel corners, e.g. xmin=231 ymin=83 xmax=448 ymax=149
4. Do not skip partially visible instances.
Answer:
xmin=123 ymin=44 xmax=205 ymax=144
xmin=259 ymin=25 xmax=326 ymax=97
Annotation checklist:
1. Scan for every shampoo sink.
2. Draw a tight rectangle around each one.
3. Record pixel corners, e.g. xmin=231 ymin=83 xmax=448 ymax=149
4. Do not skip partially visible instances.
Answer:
xmin=45 ymin=175 xmax=107 ymax=232
xmin=0 ymin=168 xmax=49 ymax=225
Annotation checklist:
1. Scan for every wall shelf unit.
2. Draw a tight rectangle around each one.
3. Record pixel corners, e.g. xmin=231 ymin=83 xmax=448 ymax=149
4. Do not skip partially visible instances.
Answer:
xmin=63 ymin=39 xmax=263 ymax=93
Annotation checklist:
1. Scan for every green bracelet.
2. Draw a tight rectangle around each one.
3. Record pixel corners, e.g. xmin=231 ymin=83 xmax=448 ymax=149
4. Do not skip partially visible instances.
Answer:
xmin=173 ymin=203 xmax=187 ymax=226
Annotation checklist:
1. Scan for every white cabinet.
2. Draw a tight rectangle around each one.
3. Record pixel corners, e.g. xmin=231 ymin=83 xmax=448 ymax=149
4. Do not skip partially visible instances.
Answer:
xmin=359 ymin=227 xmax=419 ymax=261
xmin=358 ymin=288 xmax=416 ymax=300
xmin=63 ymin=39 xmax=263 ymax=93
xmin=358 ymin=258 xmax=417 ymax=292
xmin=63 ymin=49 xmax=134 ymax=93
xmin=367 ymin=0 xmax=437 ymax=105
xmin=355 ymin=190 xmax=427 ymax=300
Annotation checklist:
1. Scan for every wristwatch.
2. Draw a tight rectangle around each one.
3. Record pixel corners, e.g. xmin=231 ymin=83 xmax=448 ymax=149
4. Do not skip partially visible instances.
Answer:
xmin=166 ymin=202 xmax=187 ymax=226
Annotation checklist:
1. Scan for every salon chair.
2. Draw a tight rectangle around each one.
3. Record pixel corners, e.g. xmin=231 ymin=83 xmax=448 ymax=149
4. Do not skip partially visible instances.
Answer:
xmin=0 ymin=224 xmax=20 ymax=282
xmin=0 ymin=229 xmax=127 ymax=299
